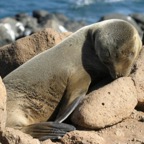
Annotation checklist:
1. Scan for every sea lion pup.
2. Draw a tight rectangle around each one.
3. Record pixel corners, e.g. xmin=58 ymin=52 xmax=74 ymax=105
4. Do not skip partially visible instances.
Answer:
xmin=3 ymin=19 xmax=142 ymax=141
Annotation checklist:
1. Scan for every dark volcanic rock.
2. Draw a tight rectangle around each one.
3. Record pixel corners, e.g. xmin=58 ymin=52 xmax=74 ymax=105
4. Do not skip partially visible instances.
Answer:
xmin=54 ymin=13 xmax=69 ymax=25
xmin=131 ymin=13 xmax=144 ymax=24
xmin=131 ymin=13 xmax=144 ymax=39
xmin=38 ymin=12 xmax=86 ymax=32
xmin=33 ymin=10 xmax=49 ymax=23
xmin=0 ymin=10 xmax=86 ymax=44
xmin=15 ymin=13 xmax=39 ymax=35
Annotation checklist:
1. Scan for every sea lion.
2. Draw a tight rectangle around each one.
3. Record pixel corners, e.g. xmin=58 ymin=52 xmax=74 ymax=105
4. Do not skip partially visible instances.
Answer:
xmin=3 ymin=19 xmax=142 ymax=141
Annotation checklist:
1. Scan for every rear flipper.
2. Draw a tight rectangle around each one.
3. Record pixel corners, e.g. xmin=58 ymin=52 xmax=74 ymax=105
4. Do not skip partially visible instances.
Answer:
xmin=21 ymin=122 xmax=75 ymax=141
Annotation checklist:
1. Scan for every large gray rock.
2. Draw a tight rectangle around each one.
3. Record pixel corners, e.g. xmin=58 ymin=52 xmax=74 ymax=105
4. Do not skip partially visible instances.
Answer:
xmin=131 ymin=13 xmax=144 ymax=24
xmin=15 ymin=13 xmax=39 ymax=35
xmin=0 ymin=24 xmax=14 ymax=46
xmin=71 ymin=77 xmax=137 ymax=129
xmin=0 ymin=17 xmax=25 ymax=39
xmin=0 ymin=17 xmax=25 ymax=46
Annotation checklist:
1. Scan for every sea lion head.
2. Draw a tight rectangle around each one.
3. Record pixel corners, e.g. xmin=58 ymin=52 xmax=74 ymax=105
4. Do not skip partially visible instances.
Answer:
xmin=93 ymin=19 xmax=142 ymax=79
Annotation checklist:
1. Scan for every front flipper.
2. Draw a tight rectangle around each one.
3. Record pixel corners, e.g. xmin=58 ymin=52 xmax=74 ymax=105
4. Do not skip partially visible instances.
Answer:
xmin=55 ymin=94 xmax=85 ymax=123
xmin=55 ymin=72 xmax=91 ymax=123
xmin=21 ymin=122 xmax=75 ymax=141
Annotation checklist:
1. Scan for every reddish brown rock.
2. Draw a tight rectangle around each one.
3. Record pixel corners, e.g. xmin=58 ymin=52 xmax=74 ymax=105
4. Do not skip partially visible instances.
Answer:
xmin=131 ymin=48 xmax=144 ymax=110
xmin=1 ymin=127 xmax=40 ymax=144
xmin=61 ymin=130 xmax=105 ymax=144
xmin=0 ymin=77 xmax=7 ymax=131
xmin=130 ymin=109 xmax=144 ymax=121
xmin=0 ymin=28 xmax=72 ymax=78
xmin=41 ymin=139 xmax=58 ymax=144
xmin=96 ymin=118 xmax=144 ymax=144
xmin=71 ymin=77 xmax=137 ymax=129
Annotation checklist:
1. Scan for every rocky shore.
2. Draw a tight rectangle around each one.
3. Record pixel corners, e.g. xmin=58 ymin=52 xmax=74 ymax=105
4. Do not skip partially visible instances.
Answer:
xmin=0 ymin=10 xmax=86 ymax=47
xmin=0 ymin=10 xmax=144 ymax=144
xmin=0 ymin=10 xmax=144 ymax=47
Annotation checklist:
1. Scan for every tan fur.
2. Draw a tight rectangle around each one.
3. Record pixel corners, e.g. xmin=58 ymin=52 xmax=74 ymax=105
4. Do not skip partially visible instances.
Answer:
xmin=3 ymin=19 xmax=142 ymax=131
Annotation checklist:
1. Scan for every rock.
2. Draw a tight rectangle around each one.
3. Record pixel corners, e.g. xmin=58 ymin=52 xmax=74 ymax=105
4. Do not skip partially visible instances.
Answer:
xmin=0 ymin=24 xmax=14 ymax=46
xmin=131 ymin=13 xmax=144 ymax=24
xmin=33 ymin=10 xmax=49 ymax=23
xmin=39 ymin=13 xmax=86 ymax=32
xmin=1 ymin=127 xmax=40 ymax=144
xmin=41 ymin=19 xmax=67 ymax=32
xmin=0 ymin=17 xmax=25 ymax=39
xmin=71 ymin=77 xmax=137 ymax=129
xmin=0 ymin=17 xmax=25 ymax=46
xmin=130 ymin=13 xmax=144 ymax=42
xmin=130 ymin=109 xmax=144 ymax=122
xmin=61 ymin=130 xmax=105 ymax=144
xmin=41 ymin=139 xmax=58 ymax=144
xmin=64 ymin=20 xmax=86 ymax=32
xmin=38 ymin=13 xmax=58 ymax=25
xmin=15 ymin=13 xmax=39 ymax=35
xmin=15 ymin=13 xmax=29 ymax=19
xmin=39 ymin=14 xmax=68 ymax=32
xmin=99 ymin=13 xmax=143 ymax=38
xmin=0 ymin=77 xmax=7 ymax=131
xmin=131 ymin=48 xmax=144 ymax=111
xmin=0 ymin=28 xmax=72 ymax=78
xmin=54 ymin=13 xmax=69 ymax=25
xmin=96 ymin=118 xmax=144 ymax=144
xmin=54 ymin=13 xmax=86 ymax=32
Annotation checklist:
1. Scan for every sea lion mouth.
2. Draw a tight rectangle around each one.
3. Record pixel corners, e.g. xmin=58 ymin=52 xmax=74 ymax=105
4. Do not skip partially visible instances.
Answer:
xmin=110 ymin=68 xmax=131 ymax=79
xmin=110 ymin=72 xmax=122 ymax=80
xmin=109 ymin=67 xmax=127 ymax=79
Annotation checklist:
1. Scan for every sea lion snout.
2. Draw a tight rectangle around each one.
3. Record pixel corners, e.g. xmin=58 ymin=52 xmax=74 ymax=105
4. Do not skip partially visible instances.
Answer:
xmin=110 ymin=69 xmax=131 ymax=79
xmin=94 ymin=20 xmax=142 ymax=80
